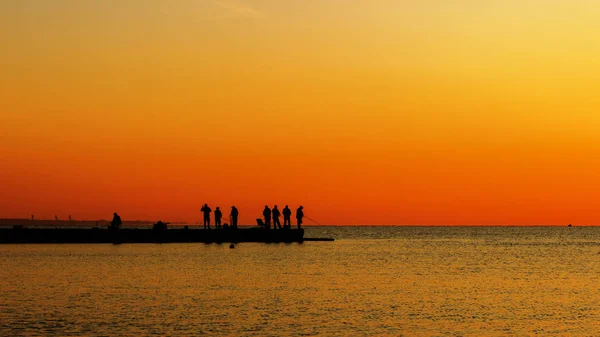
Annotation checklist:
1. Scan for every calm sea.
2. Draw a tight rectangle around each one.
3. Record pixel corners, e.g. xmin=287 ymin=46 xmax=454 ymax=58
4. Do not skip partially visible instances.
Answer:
xmin=2 ymin=226 xmax=600 ymax=336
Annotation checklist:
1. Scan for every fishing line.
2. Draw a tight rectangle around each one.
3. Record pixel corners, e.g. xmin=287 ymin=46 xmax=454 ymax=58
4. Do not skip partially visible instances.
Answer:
xmin=304 ymin=215 xmax=323 ymax=226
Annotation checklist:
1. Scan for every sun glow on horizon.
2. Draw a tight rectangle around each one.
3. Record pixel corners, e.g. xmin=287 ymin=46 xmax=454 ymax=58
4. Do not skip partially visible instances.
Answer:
xmin=2 ymin=0 xmax=600 ymax=225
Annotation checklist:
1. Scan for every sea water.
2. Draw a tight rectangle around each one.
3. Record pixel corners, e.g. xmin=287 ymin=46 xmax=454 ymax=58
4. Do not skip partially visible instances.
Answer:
xmin=1 ymin=226 xmax=600 ymax=336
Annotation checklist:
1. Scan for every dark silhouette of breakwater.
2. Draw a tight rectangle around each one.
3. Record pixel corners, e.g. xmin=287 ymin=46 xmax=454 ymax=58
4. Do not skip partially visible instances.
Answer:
xmin=0 ymin=218 xmax=173 ymax=229
xmin=0 ymin=227 xmax=306 ymax=244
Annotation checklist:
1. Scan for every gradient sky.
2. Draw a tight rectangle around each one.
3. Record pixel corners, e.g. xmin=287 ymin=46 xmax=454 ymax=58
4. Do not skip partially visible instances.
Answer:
xmin=2 ymin=0 xmax=600 ymax=225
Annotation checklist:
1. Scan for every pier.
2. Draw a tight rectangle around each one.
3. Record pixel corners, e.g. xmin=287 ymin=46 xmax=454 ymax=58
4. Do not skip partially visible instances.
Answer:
xmin=0 ymin=227 xmax=334 ymax=244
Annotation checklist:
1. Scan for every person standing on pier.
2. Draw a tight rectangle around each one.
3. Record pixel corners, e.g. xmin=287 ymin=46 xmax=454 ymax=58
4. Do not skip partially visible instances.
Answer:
xmin=263 ymin=205 xmax=272 ymax=229
xmin=201 ymin=204 xmax=212 ymax=230
xmin=282 ymin=205 xmax=292 ymax=228
xmin=272 ymin=205 xmax=282 ymax=229
xmin=214 ymin=207 xmax=223 ymax=229
xmin=111 ymin=212 xmax=122 ymax=230
xmin=295 ymin=206 xmax=304 ymax=229
xmin=230 ymin=206 xmax=239 ymax=229
xmin=282 ymin=205 xmax=292 ymax=229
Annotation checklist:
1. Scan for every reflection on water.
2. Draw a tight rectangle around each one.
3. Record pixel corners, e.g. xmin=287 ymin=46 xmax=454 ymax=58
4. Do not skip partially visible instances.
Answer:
xmin=1 ymin=226 xmax=600 ymax=336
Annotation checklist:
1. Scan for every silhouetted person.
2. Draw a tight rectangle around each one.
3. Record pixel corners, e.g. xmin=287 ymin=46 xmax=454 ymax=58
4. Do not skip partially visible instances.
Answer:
xmin=263 ymin=205 xmax=272 ymax=229
xmin=282 ymin=205 xmax=292 ymax=228
xmin=296 ymin=206 xmax=304 ymax=229
xmin=272 ymin=205 xmax=281 ymax=229
xmin=153 ymin=220 xmax=168 ymax=231
xmin=201 ymin=204 xmax=212 ymax=230
xmin=215 ymin=207 xmax=223 ymax=229
xmin=111 ymin=212 xmax=122 ymax=230
xmin=231 ymin=206 xmax=239 ymax=229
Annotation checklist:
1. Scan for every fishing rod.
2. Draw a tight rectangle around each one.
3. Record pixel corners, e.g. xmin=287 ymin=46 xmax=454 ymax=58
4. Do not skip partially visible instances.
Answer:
xmin=304 ymin=215 xmax=323 ymax=226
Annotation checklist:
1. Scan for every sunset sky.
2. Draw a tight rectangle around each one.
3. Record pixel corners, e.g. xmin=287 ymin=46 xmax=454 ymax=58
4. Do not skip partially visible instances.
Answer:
xmin=2 ymin=1 xmax=600 ymax=225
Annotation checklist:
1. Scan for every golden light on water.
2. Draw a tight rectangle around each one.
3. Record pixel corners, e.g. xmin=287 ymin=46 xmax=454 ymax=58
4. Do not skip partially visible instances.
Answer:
xmin=2 ymin=227 xmax=599 ymax=335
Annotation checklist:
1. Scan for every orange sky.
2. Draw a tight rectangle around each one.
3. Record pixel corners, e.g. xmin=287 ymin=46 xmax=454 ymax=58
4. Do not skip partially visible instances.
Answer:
xmin=2 ymin=1 xmax=600 ymax=225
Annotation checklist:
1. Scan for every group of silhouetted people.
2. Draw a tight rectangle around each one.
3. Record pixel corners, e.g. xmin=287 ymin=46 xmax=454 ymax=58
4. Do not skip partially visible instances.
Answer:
xmin=200 ymin=204 xmax=304 ymax=230
xmin=262 ymin=205 xmax=303 ymax=229
xmin=200 ymin=204 xmax=239 ymax=230
xmin=110 ymin=205 xmax=305 ymax=231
